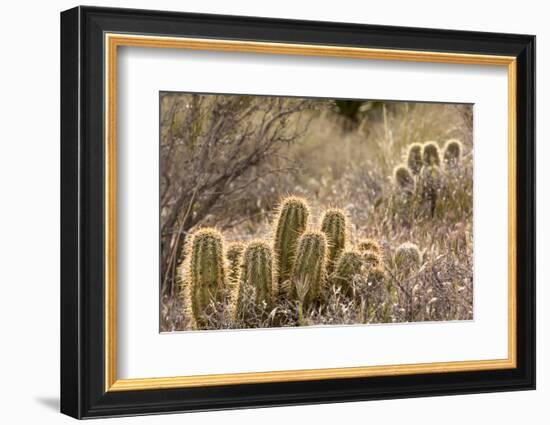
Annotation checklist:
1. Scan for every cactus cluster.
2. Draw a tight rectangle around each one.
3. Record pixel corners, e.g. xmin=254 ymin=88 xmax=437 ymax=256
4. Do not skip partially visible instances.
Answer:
xmin=178 ymin=196 xmax=390 ymax=329
xmin=393 ymin=139 xmax=464 ymax=216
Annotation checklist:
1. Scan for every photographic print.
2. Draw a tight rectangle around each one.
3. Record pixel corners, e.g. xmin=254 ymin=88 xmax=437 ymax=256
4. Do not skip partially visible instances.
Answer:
xmin=160 ymin=92 xmax=473 ymax=332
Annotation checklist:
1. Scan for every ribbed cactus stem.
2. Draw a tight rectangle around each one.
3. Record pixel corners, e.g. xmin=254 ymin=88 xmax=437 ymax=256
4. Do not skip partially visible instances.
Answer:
xmin=238 ymin=240 xmax=274 ymax=310
xmin=320 ymin=208 xmax=347 ymax=275
xmin=273 ymin=196 xmax=310 ymax=288
xmin=291 ymin=231 xmax=327 ymax=307
xmin=332 ymin=250 xmax=363 ymax=296
xmin=443 ymin=138 xmax=463 ymax=169
xmin=422 ymin=141 xmax=441 ymax=167
xmin=182 ymin=228 xmax=226 ymax=329
xmin=226 ymin=242 xmax=245 ymax=288
xmin=407 ymin=143 xmax=423 ymax=175
xmin=393 ymin=164 xmax=415 ymax=193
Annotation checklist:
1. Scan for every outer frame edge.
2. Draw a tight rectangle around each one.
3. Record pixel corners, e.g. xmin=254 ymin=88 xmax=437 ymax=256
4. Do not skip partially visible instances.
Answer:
xmin=64 ymin=6 xmax=536 ymax=419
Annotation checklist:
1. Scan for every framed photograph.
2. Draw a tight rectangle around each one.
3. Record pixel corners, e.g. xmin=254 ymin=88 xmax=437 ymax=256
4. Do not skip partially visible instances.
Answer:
xmin=60 ymin=6 xmax=535 ymax=419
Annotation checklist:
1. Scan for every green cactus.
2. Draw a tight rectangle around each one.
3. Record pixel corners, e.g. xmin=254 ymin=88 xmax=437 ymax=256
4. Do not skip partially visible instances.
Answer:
xmin=393 ymin=164 xmax=415 ymax=193
xmin=320 ymin=208 xmax=347 ymax=275
xmin=180 ymin=228 xmax=226 ymax=329
xmin=407 ymin=143 xmax=423 ymax=175
xmin=290 ymin=231 xmax=327 ymax=307
xmin=273 ymin=196 xmax=310 ymax=289
xmin=422 ymin=141 xmax=441 ymax=167
xmin=226 ymin=242 xmax=245 ymax=288
xmin=331 ymin=250 xmax=364 ymax=296
xmin=443 ymin=138 xmax=463 ymax=169
xmin=357 ymin=238 xmax=381 ymax=255
xmin=394 ymin=242 xmax=422 ymax=271
xmin=238 ymin=240 xmax=274 ymax=312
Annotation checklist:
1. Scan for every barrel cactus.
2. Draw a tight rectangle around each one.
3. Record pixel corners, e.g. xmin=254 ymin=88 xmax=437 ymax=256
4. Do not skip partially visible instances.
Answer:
xmin=407 ymin=143 xmax=423 ymax=175
xmin=332 ymin=250 xmax=364 ymax=296
xmin=290 ymin=231 xmax=327 ymax=307
xmin=273 ymin=196 xmax=310 ymax=289
xmin=320 ymin=208 xmax=347 ymax=274
xmin=394 ymin=242 xmax=422 ymax=271
xmin=422 ymin=141 xmax=441 ymax=167
xmin=238 ymin=240 xmax=274 ymax=313
xmin=180 ymin=228 xmax=226 ymax=329
xmin=393 ymin=164 xmax=415 ymax=193
xmin=443 ymin=139 xmax=463 ymax=169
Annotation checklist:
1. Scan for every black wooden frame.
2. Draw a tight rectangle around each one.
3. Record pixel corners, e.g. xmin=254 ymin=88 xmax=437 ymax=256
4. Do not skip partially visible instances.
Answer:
xmin=60 ymin=5 xmax=536 ymax=419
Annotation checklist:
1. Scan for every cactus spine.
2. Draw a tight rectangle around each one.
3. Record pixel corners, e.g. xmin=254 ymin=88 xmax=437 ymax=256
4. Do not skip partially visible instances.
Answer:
xmin=181 ymin=228 xmax=226 ymax=329
xmin=273 ymin=196 xmax=310 ymax=289
xmin=443 ymin=139 xmax=463 ymax=169
xmin=290 ymin=231 xmax=327 ymax=307
xmin=332 ymin=250 xmax=364 ymax=296
xmin=320 ymin=208 xmax=347 ymax=274
xmin=238 ymin=240 xmax=274 ymax=311
xmin=407 ymin=143 xmax=423 ymax=175
xmin=422 ymin=141 xmax=441 ymax=167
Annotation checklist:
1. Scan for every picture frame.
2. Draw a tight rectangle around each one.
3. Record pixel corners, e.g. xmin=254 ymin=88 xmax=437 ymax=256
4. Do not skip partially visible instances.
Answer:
xmin=60 ymin=5 xmax=535 ymax=419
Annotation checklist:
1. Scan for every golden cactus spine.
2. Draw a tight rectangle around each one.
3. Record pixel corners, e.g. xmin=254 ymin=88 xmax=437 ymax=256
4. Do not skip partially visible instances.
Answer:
xmin=273 ymin=196 xmax=310 ymax=288
xmin=238 ymin=240 xmax=274 ymax=311
xmin=181 ymin=228 xmax=226 ymax=329
xmin=290 ymin=231 xmax=327 ymax=307
xmin=320 ymin=208 xmax=347 ymax=274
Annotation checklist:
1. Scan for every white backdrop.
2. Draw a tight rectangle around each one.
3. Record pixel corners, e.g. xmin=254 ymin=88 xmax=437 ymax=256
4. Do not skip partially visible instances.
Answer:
xmin=0 ymin=1 xmax=545 ymax=424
